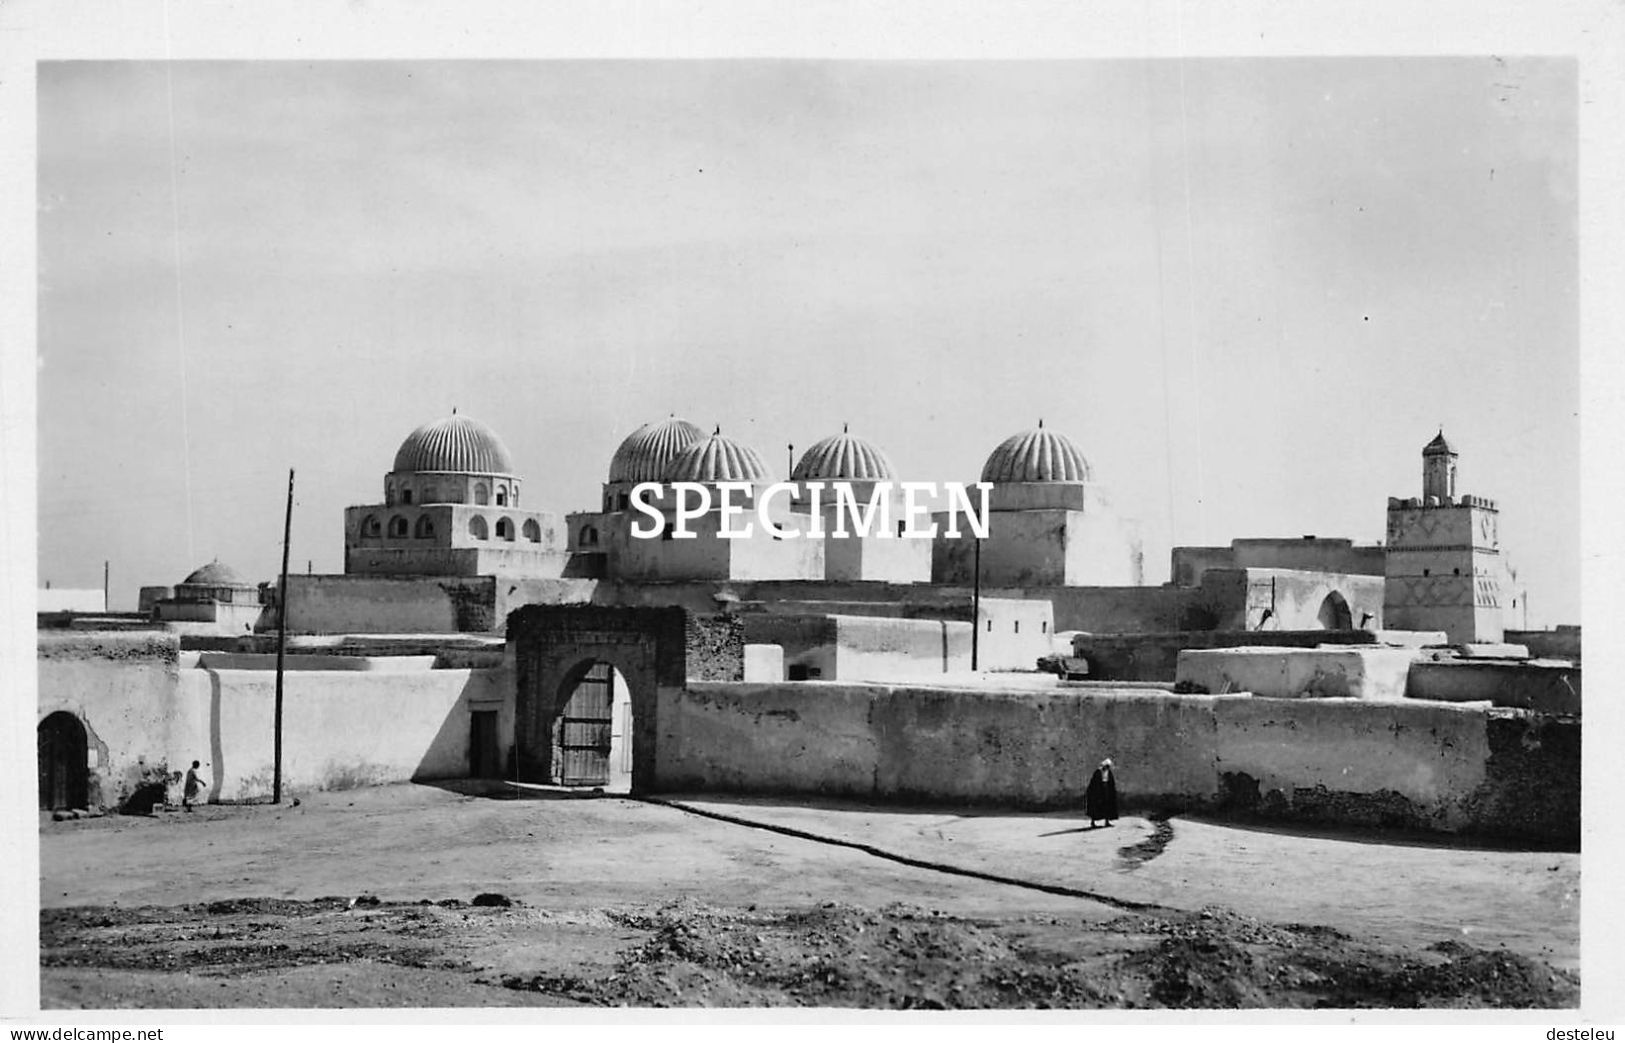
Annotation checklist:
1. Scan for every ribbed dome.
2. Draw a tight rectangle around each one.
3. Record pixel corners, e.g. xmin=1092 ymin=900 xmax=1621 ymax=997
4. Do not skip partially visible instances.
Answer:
xmin=793 ymin=429 xmax=896 ymax=481
xmin=1423 ymin=430 xmax=1456 ymax=455
xmin=981 ymin=424 xmax=1093 ymax=483
xmin=392 ymin=415 xmax=515 ymax=474
xmin=181 ymin=560 xmax=248 ymax=587
xmin=609 ymin=417 xmax=706 ymax=483
xmin=664 ymin=432 xmax=771 ymax=483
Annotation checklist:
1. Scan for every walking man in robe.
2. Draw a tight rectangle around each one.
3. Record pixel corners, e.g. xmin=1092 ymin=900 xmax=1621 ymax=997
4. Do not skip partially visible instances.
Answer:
xmin=1086 ymin=757 xmax=1118 ymax=828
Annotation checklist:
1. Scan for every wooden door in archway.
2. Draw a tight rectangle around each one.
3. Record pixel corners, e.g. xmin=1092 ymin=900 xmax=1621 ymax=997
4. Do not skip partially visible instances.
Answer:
xmin=556 ymin=663 xmax=615 ymax=786
xmin=38 ymin=711 xmax=88 ymax=810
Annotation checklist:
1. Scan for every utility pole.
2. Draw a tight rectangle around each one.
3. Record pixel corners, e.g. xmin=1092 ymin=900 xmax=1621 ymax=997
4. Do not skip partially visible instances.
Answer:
xmin=273 ymin=468 xmax=294 ymax=805
xmin=971 ymin=536 xmax=982 ymax=671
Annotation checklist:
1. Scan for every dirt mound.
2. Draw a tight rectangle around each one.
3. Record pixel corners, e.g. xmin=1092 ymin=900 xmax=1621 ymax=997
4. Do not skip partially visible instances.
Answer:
xmin=503 ymin=901 xmax=1579 ymax=1009
xmin=1104 ymin=907 xmax=1576 ymax=1010
xmin=507 ymin=900 xmax=1093 ymax=1008
xmin=42 ymin=896 xmax=1579 ymax=1010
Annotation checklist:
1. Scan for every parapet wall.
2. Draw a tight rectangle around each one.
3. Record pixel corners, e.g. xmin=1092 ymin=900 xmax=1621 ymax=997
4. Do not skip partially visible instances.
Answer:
xmin=1504 ymin=628 xmax=1582 ymax=662
xmin=1075 ymin=629 xmax=1380 ymax=682
xmin=656 ymin=681 xmax=1577 ymax=845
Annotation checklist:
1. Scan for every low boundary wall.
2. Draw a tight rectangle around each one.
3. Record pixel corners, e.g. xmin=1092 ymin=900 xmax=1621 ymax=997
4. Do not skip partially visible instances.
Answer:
xmin=38 ymin=631 xmax=510 ymax=806
xmin=657 ymin=681 xmax=1578 ymax=845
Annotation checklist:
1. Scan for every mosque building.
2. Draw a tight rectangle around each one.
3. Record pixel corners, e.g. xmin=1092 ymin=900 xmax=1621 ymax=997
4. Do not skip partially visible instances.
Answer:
xmin=788 ymin=426 xmax=933 ymax=584
xmin=931 ymin=422 xmax=1144 ymax=588
xmin=567 ymin=424 xmax=825 ymax=583
xmin=343 ymin=413 xmax=569 ymax=579
xmin=239 ymin=409 xmax=1527 ymax=649
xmin=138 ymin=560 xmax=269 ymax=634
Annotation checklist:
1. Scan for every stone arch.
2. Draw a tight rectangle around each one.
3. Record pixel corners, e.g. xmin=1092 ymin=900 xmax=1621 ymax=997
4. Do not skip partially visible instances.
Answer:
xmin=38 ymin=711 xmax=89 ymax=810
xmin=511 ymin=606 xmax=742 ymax=795
xmin=360 ymin=514 xmax=382 ymax=539
xmin=495 ymin=517 xmax=515 ymax=541
xmin=538 ymin=647 xmax=656 ymax=792
xmin=388 ymin=515 xmax=409 ymax=538
xmin=580 ymin=524 xmax=599 ymax=547
xmin=522 ymin=518 xmax=541 ymax=542
xmin=1317 ymin=590 xmax=1353 ymax=630
xmin=474 ymin=482 xmax=490 ymax=506
xmin=414 ymin=515 xmax=436 ymax=539
xmin=468 ymin=515 xmax=489 ymax=540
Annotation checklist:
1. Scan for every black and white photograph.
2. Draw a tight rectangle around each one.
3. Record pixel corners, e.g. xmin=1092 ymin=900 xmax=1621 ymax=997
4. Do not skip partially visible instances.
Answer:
xmin=2 ymin=0 xmax=1620 ymax=1031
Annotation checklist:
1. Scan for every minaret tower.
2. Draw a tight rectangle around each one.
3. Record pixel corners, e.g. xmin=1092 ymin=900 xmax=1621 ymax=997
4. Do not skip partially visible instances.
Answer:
xmin=1383 ymin=431 xmax=1503 ymax=643
xmin=1421 ymin=430 xmax=1457 ymax=503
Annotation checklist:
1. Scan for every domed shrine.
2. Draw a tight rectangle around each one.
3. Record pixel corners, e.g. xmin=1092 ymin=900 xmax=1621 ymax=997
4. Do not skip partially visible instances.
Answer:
xmin=149 ymin=559 xmax=268 ymax=634
xmin=345 ymin=414 xmax=568 ymax=579
xmin=981 ymin=423 xmax=1093 ymax=484
xmin=602 ymin=416 xmax=706 ymax=511
xmin=566 ymin=423 xmax=828 ymax=583
xmin=930 ymin=421 xmax=1142 ymax=588
xmin=792 ymin=427 xmax=897 ymax=483
xmin=663 ymin=430 xmax=773 ymax=484
xmin=787 ymin=428 xmax=929 ymax=583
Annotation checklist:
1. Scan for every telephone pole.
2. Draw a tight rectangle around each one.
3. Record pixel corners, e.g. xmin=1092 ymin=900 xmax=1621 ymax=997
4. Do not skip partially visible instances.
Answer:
xmin=273 ymin=468 xmax=294 ymax=804
xmin=971 ymin=537 xmax=982 ymax=671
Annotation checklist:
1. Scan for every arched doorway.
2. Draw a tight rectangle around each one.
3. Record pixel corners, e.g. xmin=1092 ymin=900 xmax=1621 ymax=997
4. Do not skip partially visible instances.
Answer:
xmin=553 ymin=660 xmax=634 ymax=793
xmin=1317 ymin=590 xmax=1353 ymax=630
xmin=38 ymin=712 xmax=89 ymax=810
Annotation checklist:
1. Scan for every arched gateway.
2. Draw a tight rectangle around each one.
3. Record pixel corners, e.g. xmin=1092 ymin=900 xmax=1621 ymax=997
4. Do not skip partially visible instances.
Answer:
xmin=38 ymin=711 xmax=89 ymax=810
xmin=508 ymin=606 xmax=743 ymax=794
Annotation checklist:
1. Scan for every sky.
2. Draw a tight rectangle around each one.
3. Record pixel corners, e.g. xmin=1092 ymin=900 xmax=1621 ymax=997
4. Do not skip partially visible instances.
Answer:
xmin=35 ymin=58 xmax=1578 ymax=622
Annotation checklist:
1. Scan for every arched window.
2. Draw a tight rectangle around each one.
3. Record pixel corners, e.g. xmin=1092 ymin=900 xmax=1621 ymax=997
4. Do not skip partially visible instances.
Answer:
xmin=402 ymin=488 xmax=414 ymax=505
xmin=474 ymin=482 xmax=489 ymax=506
xmin=619 ymin=492 xmax=630 ymax=511
xmin=496 ymin=517 xmax=514 ymax=541
xmin=388 ymin=515 xmax=409 ymax=538
xmin=1317 ymin=591 xmax=1353 ymax=630
xmin=496 ymin=488 xmax=508 ymax=507
xmin=580 ymin=524 xmax=599 ymax=547
xmin=468 ymin=515 xmax=489 ymax=540
xmin=415 ymin=515 xmax=436 ymax=539
xmin=522 ymin=519 xmax=541 ymax=542
xmin=360 ymin=515 xmax=381 ymax=539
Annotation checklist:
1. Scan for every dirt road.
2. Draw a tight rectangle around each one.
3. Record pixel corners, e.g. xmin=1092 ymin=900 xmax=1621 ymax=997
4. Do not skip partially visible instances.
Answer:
xmin=36 ymin=783 xmax=1580 ymax=1009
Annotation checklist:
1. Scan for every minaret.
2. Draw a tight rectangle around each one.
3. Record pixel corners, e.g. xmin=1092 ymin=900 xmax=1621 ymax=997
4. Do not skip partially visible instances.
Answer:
xmin=1421 ymin=430 xmax=1457 ymax=503
xmin=1384 ymin=432 xmax=1502 ymax=643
